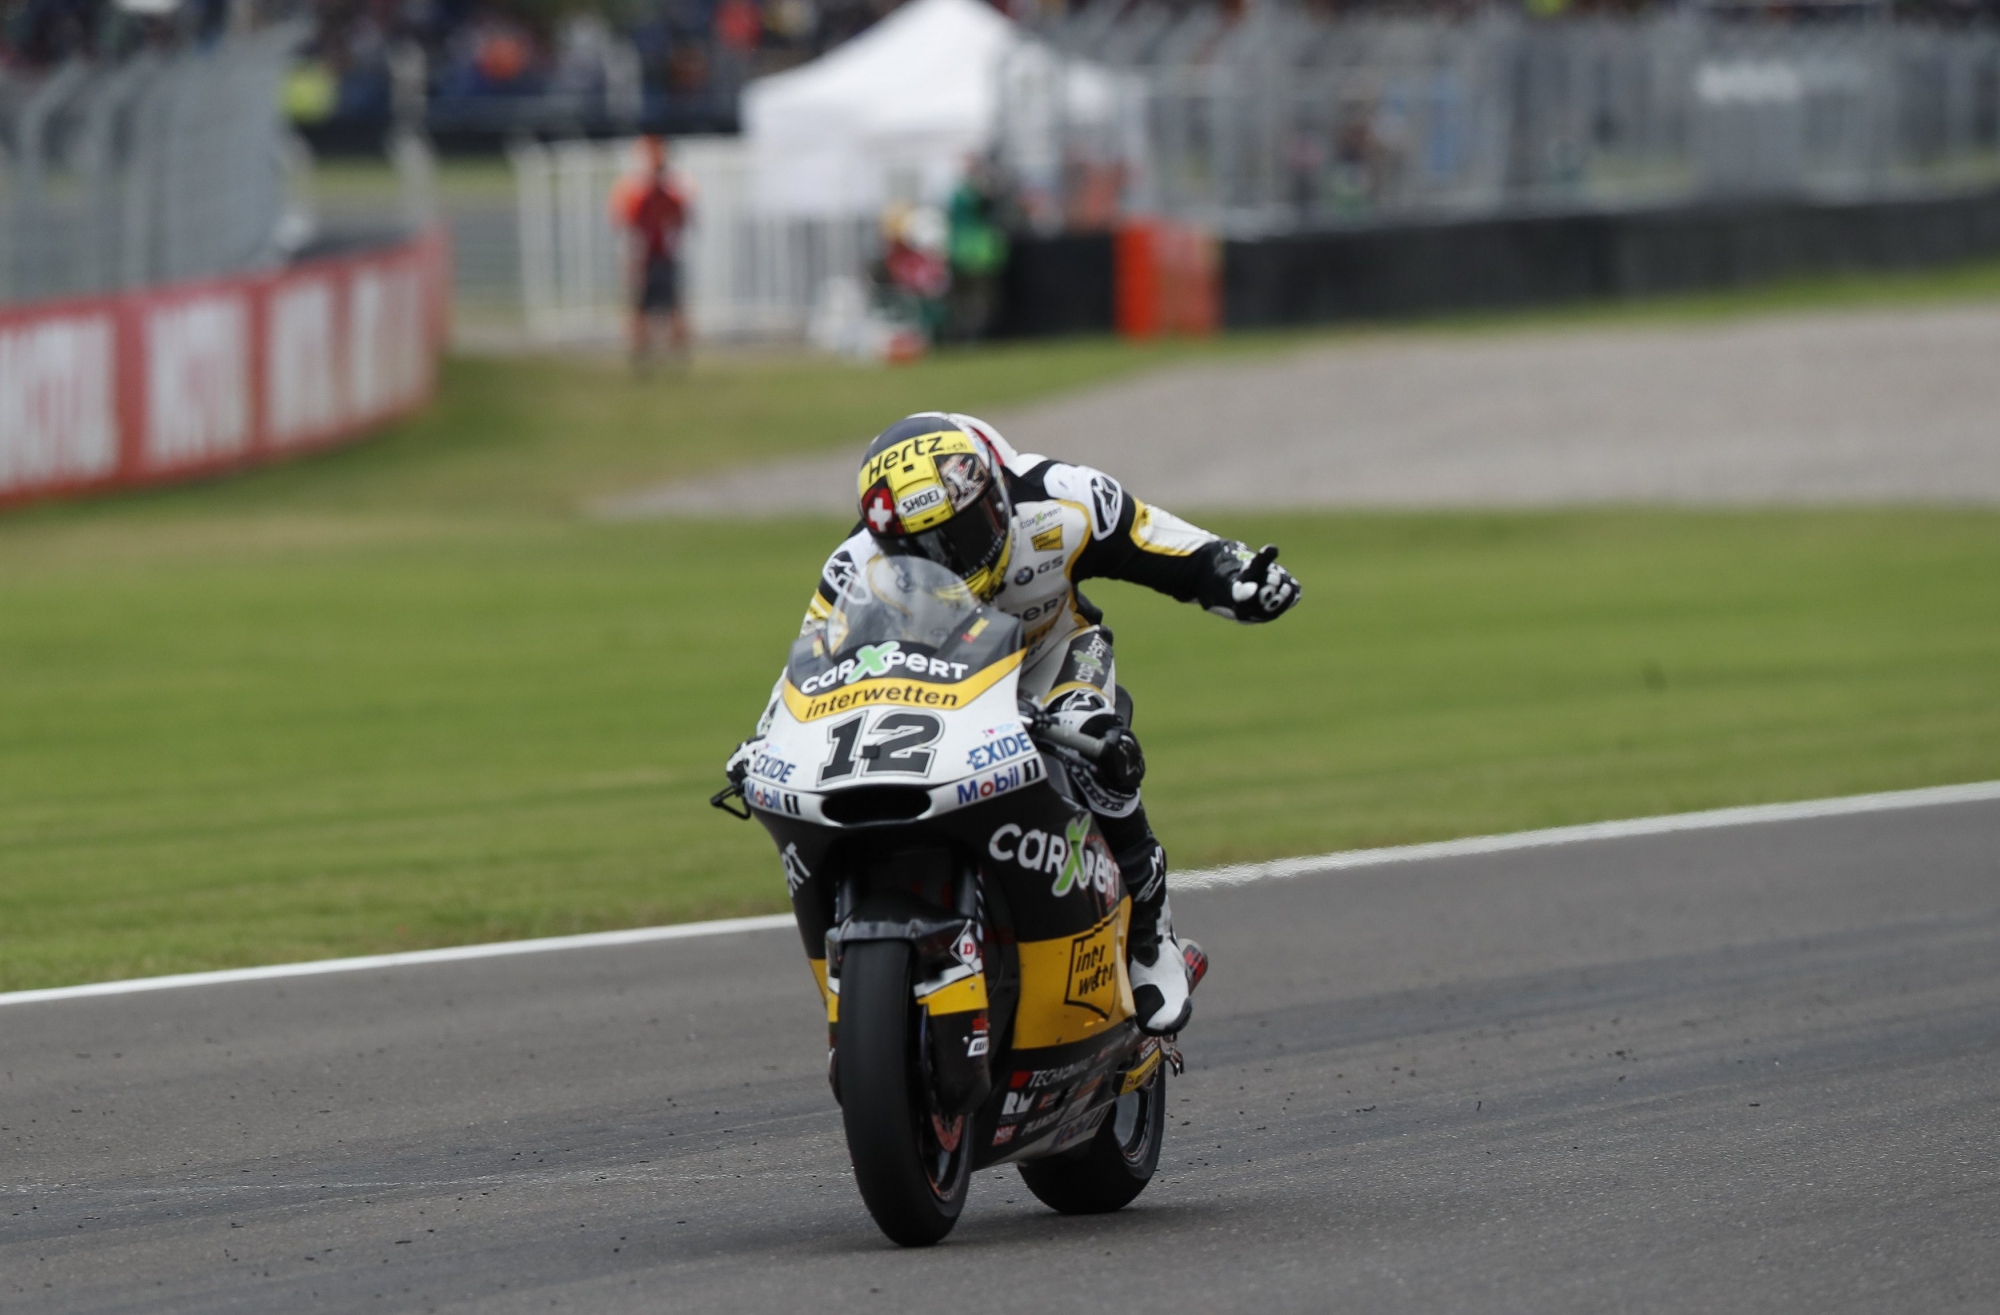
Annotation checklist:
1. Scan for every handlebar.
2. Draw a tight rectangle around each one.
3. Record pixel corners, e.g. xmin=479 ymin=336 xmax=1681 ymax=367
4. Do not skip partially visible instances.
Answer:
xmin=1019 ymin=703 xmax=1112 ymax=762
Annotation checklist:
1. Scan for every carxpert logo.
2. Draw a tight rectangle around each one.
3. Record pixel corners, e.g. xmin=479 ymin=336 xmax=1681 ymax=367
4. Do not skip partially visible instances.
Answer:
xmin=988 ymin=817 xmax=1117 ymax=898
xmin=1064 ymin=915 xmax=1120 ymax=1020
xmin=794 ymin=641 xmax=973 ymax=696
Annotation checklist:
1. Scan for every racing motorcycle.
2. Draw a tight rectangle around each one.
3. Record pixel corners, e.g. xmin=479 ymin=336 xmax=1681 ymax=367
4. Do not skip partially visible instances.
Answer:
xmin=713 ymin=554 xmax=1194 ymax=1247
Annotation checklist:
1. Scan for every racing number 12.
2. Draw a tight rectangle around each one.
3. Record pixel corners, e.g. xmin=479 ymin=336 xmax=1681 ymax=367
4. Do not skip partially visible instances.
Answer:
xmin=818 ymin=710 xmax=945 ymax=784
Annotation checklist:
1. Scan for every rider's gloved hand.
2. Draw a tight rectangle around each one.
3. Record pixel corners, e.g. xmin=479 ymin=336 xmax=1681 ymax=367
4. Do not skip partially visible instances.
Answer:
xmin=1211 ymin=544 xmax=1300 ymax=624
xmin=1095 ymin=727 xmax=1146 ymax=793
xmin=723 ymin=738 xmax=761 ymax=787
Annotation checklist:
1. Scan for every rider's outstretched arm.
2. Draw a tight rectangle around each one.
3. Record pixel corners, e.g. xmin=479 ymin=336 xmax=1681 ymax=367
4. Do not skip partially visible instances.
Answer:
xmin=1038 ymin=462 xmax=1302 ymax=623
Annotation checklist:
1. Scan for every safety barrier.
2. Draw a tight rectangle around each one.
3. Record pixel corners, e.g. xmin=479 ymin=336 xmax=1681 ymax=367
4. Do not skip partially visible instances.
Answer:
xmin=0 ymin=229 xmax=449 ymax=511
xmin=997 ymin=186 xmax=2000 ymax=337
xmin=1221 ymin=187 xmax=2000 ymax=327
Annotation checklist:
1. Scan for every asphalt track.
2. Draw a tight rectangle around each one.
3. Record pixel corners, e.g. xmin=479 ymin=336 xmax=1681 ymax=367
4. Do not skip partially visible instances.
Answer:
xmin=6 ymin=800 xmax=1997 ymax=1313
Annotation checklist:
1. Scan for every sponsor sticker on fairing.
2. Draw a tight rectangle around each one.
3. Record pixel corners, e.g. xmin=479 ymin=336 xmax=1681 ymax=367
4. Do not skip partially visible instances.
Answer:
xmin=749 ymin=751 xmax=796 ymax=783
xmin=966 ymin=731 xmax=1034 ymax=771
xmin=986 ymin=818 xmax=1117 ymax=897
xmin=780 ymin=842 xmax=811 ymax=894
xmin=1050 ymin=1104 xmax=1112 ymax=1153
xmin=1064 ymin=916 xmax=1120 ymax=1020
xmin=794 ymin=642 xmax=974 ymax=695
xmin=1014 ymin=1056 xmax=1097 ymax=1090
xmin=745 ymin=781 xmax=802 ymax=816
xmin=953 ymin=756 xmax=1044 ymax=805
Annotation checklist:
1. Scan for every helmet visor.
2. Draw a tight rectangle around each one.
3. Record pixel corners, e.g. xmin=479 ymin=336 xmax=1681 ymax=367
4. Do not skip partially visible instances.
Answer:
xmin=880 ymin=478 xmax=1010 ymax=582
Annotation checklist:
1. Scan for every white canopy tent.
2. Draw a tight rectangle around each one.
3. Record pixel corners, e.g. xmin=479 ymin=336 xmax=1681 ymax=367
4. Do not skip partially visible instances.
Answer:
xmin=743 ymin=0 xmax=1131 ymax=218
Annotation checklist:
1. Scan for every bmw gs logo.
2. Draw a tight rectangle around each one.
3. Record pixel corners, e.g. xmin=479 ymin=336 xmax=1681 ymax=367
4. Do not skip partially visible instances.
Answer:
xmin=1014 ymin=566 xmax=1034 ymax=586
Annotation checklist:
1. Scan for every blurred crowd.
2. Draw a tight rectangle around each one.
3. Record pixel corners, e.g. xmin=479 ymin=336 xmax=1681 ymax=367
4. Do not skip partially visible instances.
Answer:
xmin=2 ymin=0 xmax=237 ymax=68
xmin=295 ymin=0 xmax=927 ymax=134
xmin=871 ymin=155 xmax=1017 ymax=348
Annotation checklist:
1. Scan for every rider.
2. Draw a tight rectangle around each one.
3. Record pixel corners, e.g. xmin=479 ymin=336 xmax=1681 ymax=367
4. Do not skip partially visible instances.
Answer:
xmin=728 ymin=413 xmax=1302 ymax=1035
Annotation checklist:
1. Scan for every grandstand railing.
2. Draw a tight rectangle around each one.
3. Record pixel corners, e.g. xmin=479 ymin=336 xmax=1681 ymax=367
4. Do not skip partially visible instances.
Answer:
xmin=0 ymin=24 xmax=309 ymax=308
xmin=1005 ymin=12 xmax=2000 ymax=232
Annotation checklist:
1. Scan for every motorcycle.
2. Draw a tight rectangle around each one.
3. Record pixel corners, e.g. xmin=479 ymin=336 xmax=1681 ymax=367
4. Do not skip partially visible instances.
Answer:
xmin=713 ymin=554 xmax=1190 ymax=1246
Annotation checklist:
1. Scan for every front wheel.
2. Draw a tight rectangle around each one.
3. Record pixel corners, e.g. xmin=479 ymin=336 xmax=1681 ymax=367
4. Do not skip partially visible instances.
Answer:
xmin=837 ymin=940 xmax=971 ymax=1246
xmin=1018 ymin=1062 xmax=1166 ymax=1214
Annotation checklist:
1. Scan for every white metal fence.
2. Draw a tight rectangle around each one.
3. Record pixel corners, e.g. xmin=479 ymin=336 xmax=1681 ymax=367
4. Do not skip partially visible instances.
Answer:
xmin=512 ymin=136 xmax=874 ymax=344
xmin=1007 ymin=12 xmax=2000 ymax=231
xmin=0 ymin=23 xmax=309 ymax=305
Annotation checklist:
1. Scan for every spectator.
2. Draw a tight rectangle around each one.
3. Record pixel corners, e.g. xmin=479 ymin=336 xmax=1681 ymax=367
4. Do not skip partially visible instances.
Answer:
xmin=945 ymin=155 xmax=1009 ymax=341
xmin=874 ymin=201 xmax=949 ymax=344
xmin=609 ymin=135 xmax=694 ymax=370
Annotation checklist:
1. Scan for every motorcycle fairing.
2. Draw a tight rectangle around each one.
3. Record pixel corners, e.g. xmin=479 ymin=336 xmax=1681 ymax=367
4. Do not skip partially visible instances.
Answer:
xmin=742 ymin=554 xmax=1150 ymax=1174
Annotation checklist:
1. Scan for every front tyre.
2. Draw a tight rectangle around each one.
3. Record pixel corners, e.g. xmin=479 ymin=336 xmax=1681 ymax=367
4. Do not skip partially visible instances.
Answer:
xmin=837 ymin=940 xmax=971 ymax=1246
xmin=1018 ymin=1063 xmax=1166 ymax=1214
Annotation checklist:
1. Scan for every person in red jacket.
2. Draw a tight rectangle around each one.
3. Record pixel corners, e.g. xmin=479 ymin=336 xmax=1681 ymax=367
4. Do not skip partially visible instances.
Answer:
xmin=611 ymin=136 xmax=693 ymax=368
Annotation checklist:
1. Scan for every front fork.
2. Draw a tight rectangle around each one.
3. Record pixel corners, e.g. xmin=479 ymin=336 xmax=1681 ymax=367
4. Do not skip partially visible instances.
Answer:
xmin=824 ymin=867 xmax=992 ymax=1115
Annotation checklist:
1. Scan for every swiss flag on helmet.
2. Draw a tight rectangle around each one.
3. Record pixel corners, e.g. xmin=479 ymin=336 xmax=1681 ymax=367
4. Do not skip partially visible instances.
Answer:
xmin=863 ymin=485 xmax=901 ymax=536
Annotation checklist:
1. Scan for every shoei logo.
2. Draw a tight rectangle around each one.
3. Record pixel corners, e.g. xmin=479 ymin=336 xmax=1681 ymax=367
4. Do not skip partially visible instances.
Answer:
xmin=1064 ymin=915 xmax=1120 ymax=1020
xmin=987 ymin=817 xmax=1115 ymax=898
xmin=898 ymin=484 xmax=946 ymax=518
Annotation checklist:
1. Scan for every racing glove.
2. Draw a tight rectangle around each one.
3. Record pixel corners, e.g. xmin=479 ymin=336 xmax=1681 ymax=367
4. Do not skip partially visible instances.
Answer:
xmin=1203 ymin=543 xmax=1302 ymax=624
xmin=1095 ymin=726 xmax=1147 ymax=793
xmin=724 ymin=737 xmax=762 ymax=787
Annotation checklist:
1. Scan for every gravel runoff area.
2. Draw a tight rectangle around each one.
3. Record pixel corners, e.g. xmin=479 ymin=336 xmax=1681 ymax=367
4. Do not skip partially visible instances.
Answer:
xmin=5 ymin=799 xmax=1997 ymax=1312
xmin=597 ymin=301 xmax=2000 ymax=517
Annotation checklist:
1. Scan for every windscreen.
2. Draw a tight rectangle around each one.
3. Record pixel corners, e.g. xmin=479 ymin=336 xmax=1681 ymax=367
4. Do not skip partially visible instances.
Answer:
xmin=786 ymin=555 xmax=1021 ymax=697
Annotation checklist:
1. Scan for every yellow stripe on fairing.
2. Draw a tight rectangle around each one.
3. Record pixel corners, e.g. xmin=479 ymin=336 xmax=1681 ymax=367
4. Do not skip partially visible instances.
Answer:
xmin=780 ymin=650 xmax=1022 ymax=722
xmin=919 ymin=973 xmax=989 ymax=1015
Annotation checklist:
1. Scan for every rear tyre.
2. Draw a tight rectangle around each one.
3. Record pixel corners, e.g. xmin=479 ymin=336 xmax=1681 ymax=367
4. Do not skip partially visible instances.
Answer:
xmin=1018 ymin=1064 xmax=1166 ymax=1214
xmin=837 ymin=940 xmax=971 ymax=1246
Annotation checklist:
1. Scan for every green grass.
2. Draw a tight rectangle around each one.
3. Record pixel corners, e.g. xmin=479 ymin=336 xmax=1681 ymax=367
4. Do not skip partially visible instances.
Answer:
xmin=5 ymin=508 xmax=1998 ymax=991
xmin=6 ymin=272 xmax=2000 ymax=990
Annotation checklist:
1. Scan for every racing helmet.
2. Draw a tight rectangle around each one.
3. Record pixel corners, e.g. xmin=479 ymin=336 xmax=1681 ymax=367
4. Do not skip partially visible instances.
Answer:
xmin=856 ymin=415 xmax=1014 ymax=600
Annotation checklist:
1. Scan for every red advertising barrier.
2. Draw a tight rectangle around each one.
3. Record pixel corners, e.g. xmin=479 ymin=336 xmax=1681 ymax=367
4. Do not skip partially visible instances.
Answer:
xmin=1114 ymin=220 xmax=1219 ymax=340
xmin=0 ymin=228 xmax=450 ymax=511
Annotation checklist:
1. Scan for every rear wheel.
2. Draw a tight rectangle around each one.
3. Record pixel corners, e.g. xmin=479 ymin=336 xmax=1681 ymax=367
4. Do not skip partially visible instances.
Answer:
xmin=1018 ymin=1063 xmax=1166 ymax=1214
xmin=837 ymin=940 xmax=971 ymax=1246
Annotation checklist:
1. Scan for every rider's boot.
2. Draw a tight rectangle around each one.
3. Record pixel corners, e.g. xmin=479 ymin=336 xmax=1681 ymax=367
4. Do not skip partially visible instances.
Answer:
xmin=1101 ymin=811 xmax=1197 ymax=1036
xmin=1129 ymin=894 xmax=1194 ymax=1036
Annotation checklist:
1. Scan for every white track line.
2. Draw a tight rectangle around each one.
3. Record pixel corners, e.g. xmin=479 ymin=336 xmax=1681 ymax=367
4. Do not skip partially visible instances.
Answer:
xmin=0 ymin=915 xmax=796 ymax=1010
xmin=1171 ymin=779 xmax=2000 ymax=890
xmin=4 ymin=780 xmax=1996 ymax=1010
